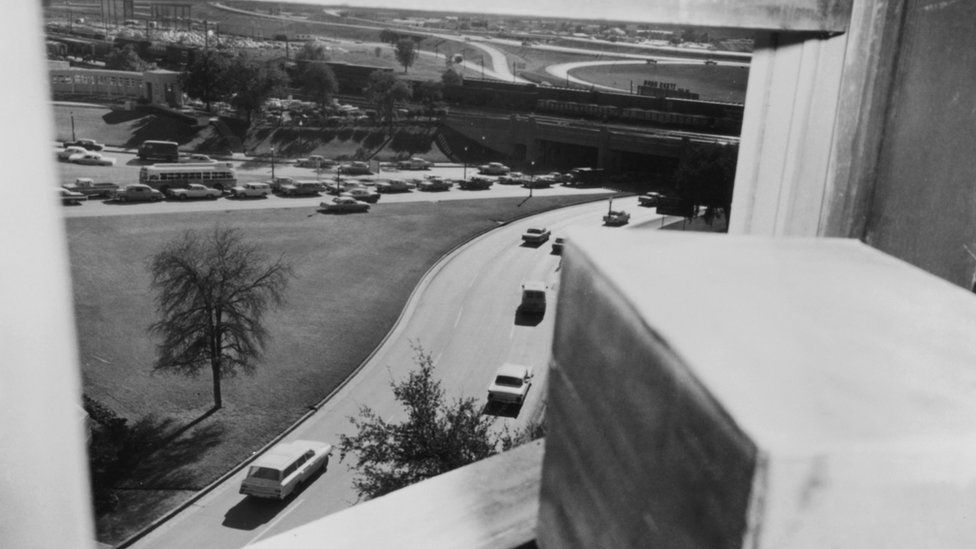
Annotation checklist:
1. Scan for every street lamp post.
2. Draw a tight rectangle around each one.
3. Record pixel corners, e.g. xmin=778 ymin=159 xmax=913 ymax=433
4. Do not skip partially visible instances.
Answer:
xmin=463 ymin=146 xmax=468 ymax=180
xmin=297 ymin=119 xmax=303 ymax=150
xmin=529 ymin=160 xmax=535 ymax=197
xmin=270 ymin=146 xmax=276 ymax=179
xmin=70 ymin=111 xmax=76 ymax=142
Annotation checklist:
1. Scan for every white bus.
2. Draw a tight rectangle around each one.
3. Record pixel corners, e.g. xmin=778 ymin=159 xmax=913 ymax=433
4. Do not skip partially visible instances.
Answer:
xmin=139 ymin=162 xmax=237 ymax=193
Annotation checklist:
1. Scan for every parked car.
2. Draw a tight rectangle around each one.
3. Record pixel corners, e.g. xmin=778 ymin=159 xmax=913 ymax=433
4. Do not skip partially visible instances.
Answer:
xmin=418 ymin=177 xmax=452 ymax=191
xmin=63 ymin=138 xmax=104 ymax=151
xmin=114 ymin=184 xmax=163 ymax=202
xmin=69 ymin=151 xmax=116 ymax=166
xmin=551 ymin=237 xmax=565 ymax=255
xmin=279 ymin=181 xmax=323 ymax=196
xmin=478 ymin=162 xmax=511 ymax=175
xmin=178 ymin=153 xmax=216 ymax=164
xmin=497 ymin=172 xmax=525 ymax=185
xmin=638 ymin=192 xmax=662 ymax=207
xmin=296 ymin=155 xmax=334 ymax=169
xmin=396 ymin=156 xmax=432 ymax=170
xmin=521 ymin=227 xmax=551 ymax=244
xmin=57 ymin=146 xmax=88 ymax=161
xmin=603 ymin=209 xmax=631 ymax=226
xmin=60 ymin=187 xmax=86 ymax=205
xmin=341 ymin=187 xmax=380 ymax=203
xmin=267 ymin=177 xmax=297 ymax=192
xmin=62 ymin=177 xmax=118 ymax=198
xmin=318 ymin=196 xmax=370 ymax=213
xmin=458 ymin=176 xmax=493 ymax=190
xmin=487 ymin=363 xmax=533 ymax=405
xmin=230 ymin=182 xmax=271 ymax=198
xmin=704 ymin=59 xmax=718 ymax=65
xmin=168 ymin=183 xmax=222 ymax=200
xmin=374 ymin=179 xmax=412 ymax=193
xmin=239 ymin=440 xmax=332 ymax=500
xmin=338 ymin=161 xmax=372 ymax=175
xmin=523 ymin=177 xmax=552 ymax=189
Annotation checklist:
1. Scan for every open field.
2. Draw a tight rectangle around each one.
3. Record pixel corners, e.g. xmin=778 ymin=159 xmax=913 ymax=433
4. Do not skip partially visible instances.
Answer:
xmin=70 ymin=193 xmax=613 ymax=543
xmin=571 ymin=63 xmax=749 ymax=103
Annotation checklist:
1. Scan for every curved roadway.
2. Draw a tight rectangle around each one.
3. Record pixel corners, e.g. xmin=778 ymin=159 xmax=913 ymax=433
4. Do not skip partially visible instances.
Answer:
xmin=132 ymin=196 xmax=666 ymax=549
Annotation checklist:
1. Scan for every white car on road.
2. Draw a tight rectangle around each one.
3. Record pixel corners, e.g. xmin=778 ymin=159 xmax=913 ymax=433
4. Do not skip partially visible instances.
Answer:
xmin=230 ymin=182 xmax=271 ymax=198
xmin=239 ymin=440 xmax=332 ymax=500
xmin=57 ymin=145 xmax=88 ymax=161
xmin=168 ymin=183 xmax=222 ymax=200
xmin=487 ymin=363 xmax=533 ymax=405
xmin=69 ymin=151 xmax=117 ymax=166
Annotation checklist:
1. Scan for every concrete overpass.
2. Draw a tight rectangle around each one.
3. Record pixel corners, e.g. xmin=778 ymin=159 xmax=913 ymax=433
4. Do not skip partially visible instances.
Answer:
xmin=443 ymin=112 xmax=738 ymax=172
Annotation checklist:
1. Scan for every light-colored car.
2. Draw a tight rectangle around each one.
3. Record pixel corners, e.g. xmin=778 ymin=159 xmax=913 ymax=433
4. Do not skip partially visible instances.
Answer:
xmin=57 ymin=146 xmax=88 ymax=161
xmin=239 ymin=440 xmax=332 ymax=500
xmin=296 ymin=155 xmax=334 ymax=169
xmin=69 ymin=151 xmax=117 ymax=166
xmin=179 ymin=153 xmax=216 ymax=164
xmin=114 ymin=184 xmax=163 ymax=202
xmin=63 ymin=138 xmax=104 ymax=151
xmin=396 ymin=156 xmax=432 ymax=170
xmin=60 ymin=187 xmax=86 ymax=205
xmin=521 ymin=227 xmax=551 ymax=244
xmin=523 ymin=176 xmax=552 ymax=189
xmin=638 ymin=192 xmax=664 ymax=207
xmin=230 ymin=182 xmax=271 ymax=198
xmin=168 ymin=183 xmax=221 ymax=200
xmin=341 ymin=187 xmax=380 ymax=203
xmin=487 ymin=363 xmax=533 ymax=405
xmin=603 ymin=210 xmax=631 ymax=226
xmin=318 ymin=196 xmax=370 ymax=213
xmin=478 ymin=162 xmax=511 ymax=175
xmin=338 ymin=161 xmax=372 ymax=175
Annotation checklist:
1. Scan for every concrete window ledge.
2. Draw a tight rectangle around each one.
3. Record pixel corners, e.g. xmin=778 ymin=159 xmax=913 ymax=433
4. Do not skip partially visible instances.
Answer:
xmin=252 ymin=440 xmax=543 ymax=549
xmin=539 ymin=230 xmax=976 ymax=548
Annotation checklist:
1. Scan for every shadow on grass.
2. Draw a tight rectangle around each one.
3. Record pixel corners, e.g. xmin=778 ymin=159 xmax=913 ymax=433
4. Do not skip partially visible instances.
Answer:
xmin=222 ymin=466 xmax=329 ymax=530
xmin=120 ymin=410 xmax=226 ymax=489
xmin=483 ymin=398 xmax=525 ymax=419
xmin=103 ymin=109 xmax=147 ymax=125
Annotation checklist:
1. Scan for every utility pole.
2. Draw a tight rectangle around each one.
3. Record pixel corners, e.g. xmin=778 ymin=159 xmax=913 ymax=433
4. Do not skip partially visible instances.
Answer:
xmin=70 ymin=111 xmax=76 ymax=141
xmin=270 ymin=146 xmax=276 ymax=179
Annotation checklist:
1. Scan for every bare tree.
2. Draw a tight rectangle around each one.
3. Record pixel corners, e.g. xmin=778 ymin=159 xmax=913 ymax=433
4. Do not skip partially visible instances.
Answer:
xmin=149 ymin=227 xmax=293 ymax=409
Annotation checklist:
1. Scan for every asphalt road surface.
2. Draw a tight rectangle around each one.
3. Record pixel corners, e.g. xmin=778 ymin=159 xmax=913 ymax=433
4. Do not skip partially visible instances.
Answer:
xmin=132 ymin=196 xmax=665 ymax=549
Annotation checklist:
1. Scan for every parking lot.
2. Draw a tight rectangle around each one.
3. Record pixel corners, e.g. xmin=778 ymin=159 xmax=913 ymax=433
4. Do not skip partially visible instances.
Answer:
xmin=57 ymin=149 xmax=612 ymax=217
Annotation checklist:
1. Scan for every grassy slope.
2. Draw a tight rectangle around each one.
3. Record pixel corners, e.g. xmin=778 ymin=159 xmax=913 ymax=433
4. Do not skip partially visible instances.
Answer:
xmin=72 ymin=194 xmax=611 ymax=544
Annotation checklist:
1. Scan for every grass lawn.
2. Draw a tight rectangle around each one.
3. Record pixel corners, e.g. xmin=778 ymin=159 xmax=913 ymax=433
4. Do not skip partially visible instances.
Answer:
xmin=71 ymin=193 xmax=612 ymax=544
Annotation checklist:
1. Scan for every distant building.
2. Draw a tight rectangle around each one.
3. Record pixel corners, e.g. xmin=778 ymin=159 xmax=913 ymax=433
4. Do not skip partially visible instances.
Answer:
xmin=636 ymin=80 xmax=700 ymax=100
xmin=48 ymin=66 xmax=181 ymax=106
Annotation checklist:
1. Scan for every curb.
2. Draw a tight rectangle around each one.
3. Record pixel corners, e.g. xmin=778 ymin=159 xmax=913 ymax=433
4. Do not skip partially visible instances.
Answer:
xmin=112 ymin=191 xmax=621 ymax=548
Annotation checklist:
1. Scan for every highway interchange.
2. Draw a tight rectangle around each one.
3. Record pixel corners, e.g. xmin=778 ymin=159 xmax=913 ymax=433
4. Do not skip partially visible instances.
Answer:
xmin=113 ymin=185 xmax=668 ymax=548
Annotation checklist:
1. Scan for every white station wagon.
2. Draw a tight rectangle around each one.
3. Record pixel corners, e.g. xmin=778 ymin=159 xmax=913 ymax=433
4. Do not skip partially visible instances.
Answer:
xmin=239 ymin=440 xmax=333 ymax=500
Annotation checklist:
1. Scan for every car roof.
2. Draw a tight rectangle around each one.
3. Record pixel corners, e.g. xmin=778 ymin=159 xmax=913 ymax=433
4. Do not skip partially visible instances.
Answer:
xmin=496 ymin=363 xmax=529 ymax=377
xmin=251 ymin=440 xmax=331 ymax=469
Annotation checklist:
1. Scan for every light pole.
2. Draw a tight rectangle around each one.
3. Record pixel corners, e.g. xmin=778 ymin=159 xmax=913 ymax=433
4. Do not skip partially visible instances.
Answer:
xmin=463 ymin=146 xmax=468 ymax=180
xmin=70 ymin=110 xmax=76 ymax=142
xmin=270 ymin=146 xmax=276 ymax=179
xmin=297 ymin=119 xmax=303 ymax=150
xmin=529 ymin=160 xmax=535 ymax=197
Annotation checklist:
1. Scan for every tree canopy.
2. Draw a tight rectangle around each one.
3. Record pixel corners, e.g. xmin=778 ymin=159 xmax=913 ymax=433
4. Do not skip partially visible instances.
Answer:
xmin=394 ymin=38 xmax=417 ymax=74
xmin=300 ymin=61 xmax=339 ymax=107
xmin=148 ymin=227 xmax=293 ymax=409
xmin=673 ymin=142 xmax=738 ymax=225
xmin=105 ymin=44 xmax=149 ymax=72
xmin=227 ymin=55 xmax=288 ymax=124
xmin=441 ymin=69 xmax=462 ymax=87
xmin=365 ymin=70 xmax=412 ymax=123
xmin=339 ymin=346 xmax=499 ymax=500
xmin=181 ymin=50 xmax=232 ymax=110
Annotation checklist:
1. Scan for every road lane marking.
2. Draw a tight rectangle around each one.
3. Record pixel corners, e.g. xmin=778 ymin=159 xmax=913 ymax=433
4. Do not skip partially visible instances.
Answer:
xmin=246 ymin=497 xmax=304 ymax=546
